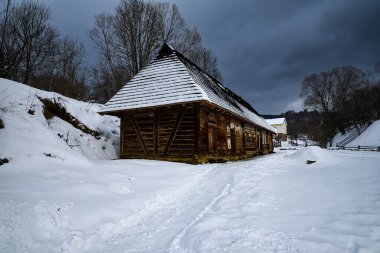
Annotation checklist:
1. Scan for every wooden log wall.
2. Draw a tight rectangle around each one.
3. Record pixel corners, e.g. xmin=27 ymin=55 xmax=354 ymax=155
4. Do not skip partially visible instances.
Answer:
xmin=197 ymin=104 xmax=273 ymax=162
xmin=119 ymin=102 xmax=274 ymax=163
xmin=120 ymin=105 xmax=196 ymax=161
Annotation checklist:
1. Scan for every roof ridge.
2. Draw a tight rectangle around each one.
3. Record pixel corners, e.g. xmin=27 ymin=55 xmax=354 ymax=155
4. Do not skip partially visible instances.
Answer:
xmin=157 ymin=46 xmax=211 ymax=103
xmin=159 ymin=43 xmax=260 ymax=116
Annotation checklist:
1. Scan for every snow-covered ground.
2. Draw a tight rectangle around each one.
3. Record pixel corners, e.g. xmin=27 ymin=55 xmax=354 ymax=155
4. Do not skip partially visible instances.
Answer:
xmin=331 ymin=120 xmax=380 ymax=148
xmin=348 ymin=120 xmax=380 ymax=147
xmin=331 ymin=126 xmax=358 ymax=147
xmin=1 ymin=79 xmax=380 ymax=252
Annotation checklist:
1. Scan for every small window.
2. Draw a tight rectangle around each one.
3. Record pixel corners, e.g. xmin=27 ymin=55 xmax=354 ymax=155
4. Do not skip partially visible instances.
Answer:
xmin=246 ymin=131 xmax=253 ymax=143
xmin=227 ymin=138 xmax=231 ymax=150
xmin=262 ymin=132 xmax=267 ymax=144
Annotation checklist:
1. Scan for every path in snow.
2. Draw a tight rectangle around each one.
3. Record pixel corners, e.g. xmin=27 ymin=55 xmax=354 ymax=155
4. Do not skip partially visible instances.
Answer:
xmin=169 ymin=152 xmax=298 ymax=253
xmin=89 ymin=149 xmax=380 ymax=253
xmin=92 ymin=162 xmax=241 ymax=252
xmin=88 ymin=152 xmax=294 ymax=253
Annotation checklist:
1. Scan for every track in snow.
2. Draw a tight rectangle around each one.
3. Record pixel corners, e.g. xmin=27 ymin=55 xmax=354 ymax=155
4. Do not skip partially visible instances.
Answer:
xmin=91 ymin=161 xmax=245 ymax=252
xmin=90 ymin=153 xmax=288 ymax=253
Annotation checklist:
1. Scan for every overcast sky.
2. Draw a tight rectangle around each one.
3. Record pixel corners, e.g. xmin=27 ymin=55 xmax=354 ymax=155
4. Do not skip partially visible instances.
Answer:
xmin=45 ymin=0 xmax=380 ymax=114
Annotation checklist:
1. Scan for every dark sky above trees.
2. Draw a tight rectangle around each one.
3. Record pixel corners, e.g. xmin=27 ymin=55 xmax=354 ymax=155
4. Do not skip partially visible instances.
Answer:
xmin=45 ymin=0 xmax=380 ymax=114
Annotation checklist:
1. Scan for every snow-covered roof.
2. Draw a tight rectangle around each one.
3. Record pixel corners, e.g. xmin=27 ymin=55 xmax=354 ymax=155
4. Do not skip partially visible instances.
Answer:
xmin=265 ymin=117 xmax=287 ymax=126
xmin=99 ymin=44 xmax=275 ymax=133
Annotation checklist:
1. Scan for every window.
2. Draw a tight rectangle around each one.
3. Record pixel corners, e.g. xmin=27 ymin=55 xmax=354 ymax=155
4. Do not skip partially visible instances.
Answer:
xmin=246 ymin=131 xmax=253 ymax=143
xmin=227 ymin=138 xmax=231 ymax=150
xmin=262 ymin=132 xmax=267 ymax=144
xmin=227 ymin=124 xmax=231 ymax=150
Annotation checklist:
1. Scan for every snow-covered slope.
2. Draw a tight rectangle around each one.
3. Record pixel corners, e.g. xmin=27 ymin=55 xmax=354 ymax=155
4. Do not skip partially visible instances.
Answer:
xmin=0 ymin=78 xmax=120 ymax=160
xmin=331 ymin=126 xmax=357 ymax=147
xmin=348 ymin=120 xmax=380 ymax=147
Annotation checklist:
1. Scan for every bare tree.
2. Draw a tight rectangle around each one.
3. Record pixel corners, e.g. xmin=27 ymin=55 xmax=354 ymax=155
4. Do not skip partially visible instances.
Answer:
xmin=89 ymin=0 xmax=222 ymax=102
xmin=113 ymin=0 xmax=162 ymax=76
xmin=1 ymin=0 xmax=58 ymax=83
xmin=50 ymin=37 xmax=85 ymax=88
xmin=32 ymin=36 xmax=88 ymax=99
xmin=0 ymin=0 xmax=20 ymax=78
xmin=188 ymin=47 xmax=223 ymax=81
xmin=88 ymin=12 xmax=130 ymax=101
xmin=301 ymin=66 xmax=371 ymax=145
xmin=158 ymin=4 xmax=201 ymax=54
xmin=301 ymin=70 xmax=335 ymax=113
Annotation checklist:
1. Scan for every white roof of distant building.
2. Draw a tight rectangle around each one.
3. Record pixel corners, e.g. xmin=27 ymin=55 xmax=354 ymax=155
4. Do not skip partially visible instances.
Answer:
xmin=265 ymin=117 xmax=287 ymax=126
xmin=99 ymin=44 xmax=275 ymax=133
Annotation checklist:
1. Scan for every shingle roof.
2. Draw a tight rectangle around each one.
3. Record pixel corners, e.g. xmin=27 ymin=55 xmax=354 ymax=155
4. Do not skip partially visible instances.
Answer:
xmin=99 ymin=44 xmax=275 ymax=133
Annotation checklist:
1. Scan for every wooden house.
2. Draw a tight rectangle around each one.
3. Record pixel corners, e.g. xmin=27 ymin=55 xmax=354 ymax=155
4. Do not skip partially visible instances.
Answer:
xmin=265 ymin=117 xmax=287 ymax=141
xmin=99 ymin=44 xmax=275 ymax=164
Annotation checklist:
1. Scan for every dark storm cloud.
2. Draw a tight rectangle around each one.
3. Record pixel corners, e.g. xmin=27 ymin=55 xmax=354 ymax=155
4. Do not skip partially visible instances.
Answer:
xmin=46 ymin=0 xmax=380 ymax=114
xmin=45 ymin=0 xmax=118 ymax=62
xmin=171 ymin=0 xmax=380 ymax=113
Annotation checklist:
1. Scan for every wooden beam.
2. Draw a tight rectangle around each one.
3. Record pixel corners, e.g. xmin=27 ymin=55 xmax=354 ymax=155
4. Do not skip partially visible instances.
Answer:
xmin=130 ymin=117 xmax=149 ymax=155
xmin=194 ymin=104 xmax=200 ymax=156
xmin=120 ymin=115 xmax=124 ymax=155
xmin=164 ymin=107 xmax=185 ymax=155
xmin=154 ymin=110 xmax=158 ymax=156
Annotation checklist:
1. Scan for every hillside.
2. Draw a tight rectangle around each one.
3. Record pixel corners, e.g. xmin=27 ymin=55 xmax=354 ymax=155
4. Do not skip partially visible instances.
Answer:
xmin=348 ymin=120 xmax=380 ymax=147
xmin=0 ymin=78 xmax=120 ymax=161
xmin=331 ymin=120 xmax=380 ymax=148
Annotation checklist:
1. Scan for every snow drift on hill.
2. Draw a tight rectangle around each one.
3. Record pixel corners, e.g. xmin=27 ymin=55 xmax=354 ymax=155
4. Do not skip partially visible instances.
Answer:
xmin=331 ymin=126 xmax=357 ymax=147
xmin=0 ymin=78 xmax=120 ymax=161
xmin=348 ymin=120 xmax=380 ymax=147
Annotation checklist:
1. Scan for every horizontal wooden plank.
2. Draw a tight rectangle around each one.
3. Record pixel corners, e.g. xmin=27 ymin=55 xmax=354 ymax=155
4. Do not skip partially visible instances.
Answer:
xmin=167 ymin=148 xmax=195 ymax=153
xmin=171 ymin=142 xmax=195 ymax=146
xmin=174 ymin=137 xmax=195 ymax=141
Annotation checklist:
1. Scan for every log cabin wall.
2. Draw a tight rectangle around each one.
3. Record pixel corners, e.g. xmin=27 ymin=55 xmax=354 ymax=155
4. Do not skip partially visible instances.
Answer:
xmin=197 ymin=103 xmax=273 ymax=163
xmin=120 ymin=104 xmax=197 ymax=163
xmin=119 ymin=102 xmax=274 ymax=164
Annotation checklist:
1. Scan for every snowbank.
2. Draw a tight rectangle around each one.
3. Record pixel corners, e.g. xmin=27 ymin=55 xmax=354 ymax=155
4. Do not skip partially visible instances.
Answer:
xmin=0 ymin=78 xmax=119 ymax=160
xmin=348 ymin=120 xmax=380 ymax=147
xmin=289 ymin=146 xmax=338 ymax=164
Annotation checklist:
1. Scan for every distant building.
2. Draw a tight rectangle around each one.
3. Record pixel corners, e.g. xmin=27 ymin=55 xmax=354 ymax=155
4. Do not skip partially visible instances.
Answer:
xmin=99 ymin=44 xmax=276 ymax=164
xmin=265 ymin=118 xmax=287 ymax=141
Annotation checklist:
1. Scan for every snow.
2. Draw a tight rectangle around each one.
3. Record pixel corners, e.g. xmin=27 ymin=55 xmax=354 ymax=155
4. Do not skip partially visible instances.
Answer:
xmin=0 ymin=78 xmax=120 ymax=160
xmin=265 ymin=117 xmax=286 ymax=125
xmin=348 ymin=120 xmax=380 ymax=147
xmin=288 ymin=146 xmax=338 ymax=164
xmin=331 ymin=127 xmax=354 ymax=147
xmin=1 ymin=78 xmax=380 ymax=252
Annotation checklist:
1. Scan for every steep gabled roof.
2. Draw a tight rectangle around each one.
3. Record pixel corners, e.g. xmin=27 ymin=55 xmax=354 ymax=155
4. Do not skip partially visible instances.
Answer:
xmin=99 ymin=44 xmax=275 ymax=133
